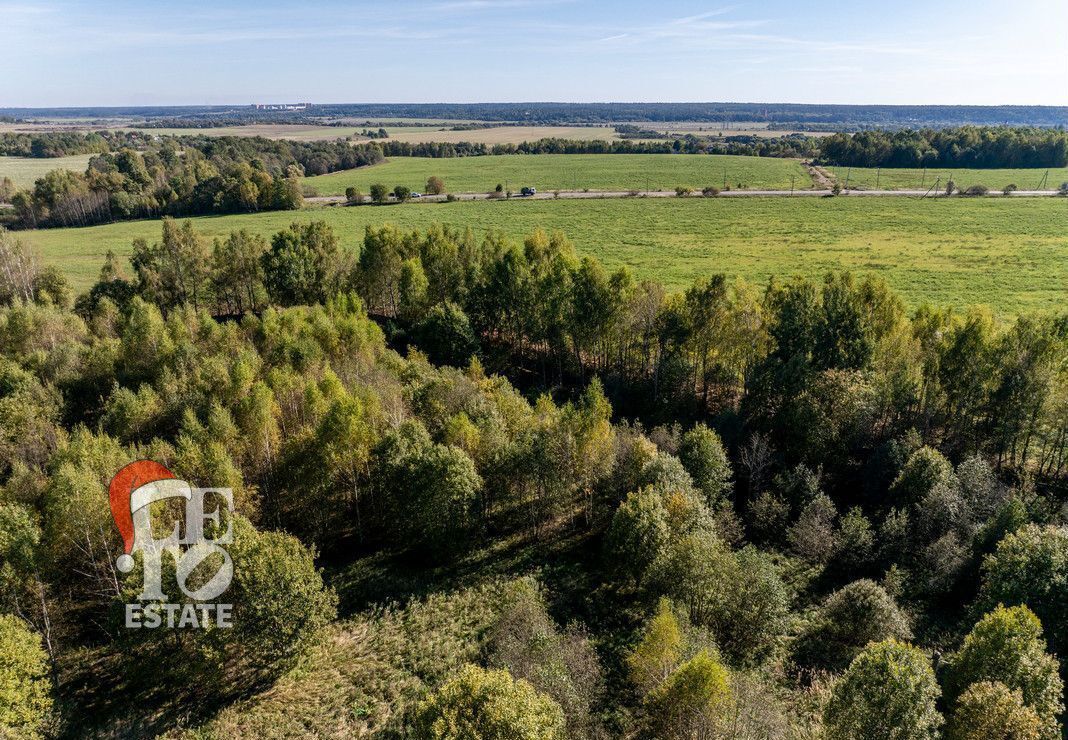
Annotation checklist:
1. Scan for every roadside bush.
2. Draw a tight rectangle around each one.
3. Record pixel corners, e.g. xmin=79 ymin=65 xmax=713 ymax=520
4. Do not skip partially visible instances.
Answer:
xmin=1002 ymin=183 xmax=1018 ymax=195
xmin=701 ymin=186 xmax=720 ymax=196
xmin=425 ymin=176 xmax=445 ymax=195
xmin=962 ymin=184 xmax=989 ymax=196
xmin=675 ymin=186 xmax=693 ymax=197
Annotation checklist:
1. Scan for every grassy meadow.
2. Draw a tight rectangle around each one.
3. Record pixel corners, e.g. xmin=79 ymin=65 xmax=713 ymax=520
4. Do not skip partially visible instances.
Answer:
xmin=304 ymin=153 xmax=812 ymax=195
xmin=17 ymin=196 xmax=1067 ymax=315
xmin=827 ymin=164 xmax=1068 ymax=191
xmin=0 ymin=153 xmax=95 ymax=187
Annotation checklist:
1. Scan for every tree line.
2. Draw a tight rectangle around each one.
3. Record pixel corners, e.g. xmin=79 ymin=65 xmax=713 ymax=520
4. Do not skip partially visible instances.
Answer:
xmin=819 ymin=126 xmax=1068 ymax=168
xmin=0 ymin=130 xmax=152 ymax=158
xmin=0 ymin=218 xmax=1066 ymax=736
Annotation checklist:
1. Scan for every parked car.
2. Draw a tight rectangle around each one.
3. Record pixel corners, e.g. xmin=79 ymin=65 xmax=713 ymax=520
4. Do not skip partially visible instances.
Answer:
xmin=520 ymin=187 xmax=537 ymax=196
xmin=410 ymin=192 xmax=422 ymax=198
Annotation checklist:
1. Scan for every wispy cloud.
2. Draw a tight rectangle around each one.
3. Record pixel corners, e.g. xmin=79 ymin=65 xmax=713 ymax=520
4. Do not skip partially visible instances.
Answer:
xmin=432 ymin=0 xmax=573 ymax=11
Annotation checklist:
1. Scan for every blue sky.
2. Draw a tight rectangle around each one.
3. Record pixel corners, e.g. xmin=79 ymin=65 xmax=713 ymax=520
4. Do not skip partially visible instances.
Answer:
xmin=3 ymin=0 xmax=1066 ymax=107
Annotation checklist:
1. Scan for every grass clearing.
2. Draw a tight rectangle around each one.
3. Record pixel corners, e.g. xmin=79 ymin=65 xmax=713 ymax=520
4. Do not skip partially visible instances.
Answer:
xmin=828 ymin=165 xmax=1068 ymax=191
xmin=304 ymin=153 xmax=811 ymax=195
xmin=0 ymin=153 xmax=95 ymax=187
xmin=18 ymin=196 xmax=1067 ymax=316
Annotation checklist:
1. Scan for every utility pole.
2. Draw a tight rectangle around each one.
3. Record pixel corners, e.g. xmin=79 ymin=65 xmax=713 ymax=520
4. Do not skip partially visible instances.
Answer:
xmin=876 ymin=167 xmax=880 ymax=189
xmin=790 ymin=175 xmax=795 ymax=193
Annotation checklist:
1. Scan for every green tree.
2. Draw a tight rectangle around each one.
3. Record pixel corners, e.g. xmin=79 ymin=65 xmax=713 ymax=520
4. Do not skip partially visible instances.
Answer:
xmin=398 ymin=257 xmax=430 ymax=322
xmin=977 ymin=525 xmax=1068 ymax=661
xmin=369 ymin=183 xmax=389 ymax=204
xmin=943 ymin=605 xmax=1063 ymax=739
xmin=0 ymin=614 xmax=53 ymax=738
xmin=413 ymin=302 xmax=480 ymax=367
xmin=261 ymin=221 xmax=344 ymax=306
xmin=947 ymin=681 xmax=1043 ymax=740
xmin=888 ymin=446 xmax=956 ymax=507
xmin=130 ymin=218 xmax=211 ymax=312
xmin=225 ymin=516 xmax=338 ymax=679
xmin=823 ymin=639 xmax=942 ymax=740
xmin=645 ymin=649 xmax=731 ymax=740
xmin=212 ymin=229 xmax=267 ymax=315
xmin=606 ymin=487 xmax=669 ymax=584
xmin=793 ymin=579 xmax=912 ymax=672
xmin=414 ymin=664 xmax=565 ymax=740
xmin=678 ymin=423 xmax=732 ymax=506
xmin=393 ymin=184 xmax=412 ymax=202
xmin=373 ymin=421 xmax=482 ymax=555
xmin=627 ymin=598 xmax=684 ymax=694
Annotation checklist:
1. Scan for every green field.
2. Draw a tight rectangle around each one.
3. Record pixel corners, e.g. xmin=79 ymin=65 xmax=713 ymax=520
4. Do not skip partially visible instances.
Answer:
xmin=0 ymin=153 xmax=95 ymax=188
xmin=17 ymin=197 xmax=1067 ymax=315
xmin=828 ymin=165 xmax=1068 ymax=191
xmin=304 ymin=154 xmax=812 ymax=195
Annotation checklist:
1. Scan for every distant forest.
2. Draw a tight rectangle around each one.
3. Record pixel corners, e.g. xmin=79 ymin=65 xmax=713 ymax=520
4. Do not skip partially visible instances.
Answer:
xmin=2 ymin=102 xmax=1066 ymax=127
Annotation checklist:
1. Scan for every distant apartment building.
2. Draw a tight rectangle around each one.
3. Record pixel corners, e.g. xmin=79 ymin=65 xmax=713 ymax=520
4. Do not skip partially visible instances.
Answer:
xmin=252 ymin=103 xmax=310 ymax=111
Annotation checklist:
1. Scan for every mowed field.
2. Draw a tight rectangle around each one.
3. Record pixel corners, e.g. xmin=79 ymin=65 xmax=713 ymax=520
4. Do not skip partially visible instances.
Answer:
xmin=827 ymin=165 xmax=1068 ymax=191
xmin=17 ymin=197 xmax=1066 ymax=315
xmin=305 ymin=154 xmax=812 ymax=195
xmin=0 ymin=153 xmax=95 ymax=187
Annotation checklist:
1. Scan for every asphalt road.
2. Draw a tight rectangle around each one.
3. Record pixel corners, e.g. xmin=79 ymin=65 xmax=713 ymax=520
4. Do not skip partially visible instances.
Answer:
xmin=308 ymin=188 xmax=1065 ymax=205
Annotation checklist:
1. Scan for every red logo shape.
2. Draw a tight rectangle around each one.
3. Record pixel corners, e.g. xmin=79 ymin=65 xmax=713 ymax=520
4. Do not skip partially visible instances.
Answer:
xmin=109 ymin=460 xmax=176 ymax=571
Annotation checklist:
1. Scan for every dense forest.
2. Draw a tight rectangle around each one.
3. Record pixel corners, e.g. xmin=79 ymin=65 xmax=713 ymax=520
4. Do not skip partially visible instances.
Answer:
xmin=1 ymin=135 xmax=387 ymax=229
xmin=818 ymin=127 xmax=1068 ymax=168
xmin=5 ymin=102 xmax=1066 ymax=126
xmin=0 ymin=218 xmax=1065 ymax=737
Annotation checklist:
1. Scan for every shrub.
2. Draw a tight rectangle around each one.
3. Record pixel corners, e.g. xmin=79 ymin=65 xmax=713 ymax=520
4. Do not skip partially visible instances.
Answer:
xmin=963 ymin=184 xmax=989 ymax=197
xmin=1002 ymin=183 xmax=1018 ymax=195
xmin=413 ymin=664 xmax=565 ymax=740
xmin=675 ymin=186 xmax=693 ymax=197
xmin=425 ymin=176 xmax=445 ymax=195
xmin=0 ymin=614 xmax=53 ymax=738
xmin=487 ymin=581 xmax=602 ymax=737
xmin=701 ymin=186 xmax=720 ymax=196
xmin=793 ymin=579 xmax=912 ymax=672
xmin=225 ymin=515 xmax=338 ymax=678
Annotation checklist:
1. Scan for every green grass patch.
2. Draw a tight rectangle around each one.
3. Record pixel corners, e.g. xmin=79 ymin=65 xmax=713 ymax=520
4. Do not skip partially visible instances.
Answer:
xmin=827 ymin=165 xmax=1068 ymax=192
xmin=304 ymin=153 xmax=811 ymax=195
xmin=18 ymin=196 xmax=1068 ymax=316
xmin=0 ymin=154 xmax=95 ymax=188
